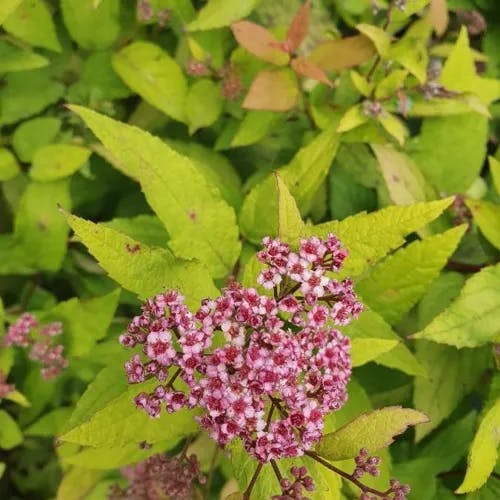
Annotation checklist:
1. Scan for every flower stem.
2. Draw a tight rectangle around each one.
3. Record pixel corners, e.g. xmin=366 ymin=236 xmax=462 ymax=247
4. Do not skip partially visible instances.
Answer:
xmin=243 ymin=462 xmax=263 ymax=500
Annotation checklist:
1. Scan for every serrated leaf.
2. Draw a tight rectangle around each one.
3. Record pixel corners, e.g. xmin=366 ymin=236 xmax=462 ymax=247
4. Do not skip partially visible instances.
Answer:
xmin=466 ymin=199 xmax=500 ymax=250
xmin=414 ymin=341 xmax=489 ymax=441
xmin=231 ymin=21 xmax=289 ymax=65
xmin=30 ymin=145 xmax=91 ymax=181
xmin=285 ymin=0 xmax=311 ymax=53
xmin=243 ymin=69 xmax=299 ymax=111
xmin=0 ymin=148 xmax=20 ymax=181
xmin=276 ymin=173 xmax=304 ymax=246
xmin=412 ymin=263 xmax=500 ymax=348
xmin=3 ymin=0 xmax=61 ymax=52
xmin=457 ymin=399 xmax=500 ymax=493
xmin=70 ymin=106 xmax=240 ymax=278
xmin=311 ymin=197 xmax=454 ymax=277
xmin=0 ymin=410 xmax=23 ymax=449
xmin=0 ymin=40 xmax=48 ymax=73
xmin=316 ymin=407 xmax=428 ymax=461
xmin=409 ymin=113 xmax=488 ymax=193
xmin=356 ymin=24 xmax=390 ymax=56
xmin=113 ymin=42 xmax=188 ymax=123
xmin=357 ymin=225 xmax=466 ymax=325
xmin=185 ymin=79 xmax=223 ymax=134
xmin=61 ymin=0 xmax=120 ymax=50
xmin=62 ymin=212 xmax=218 ymax=309
xmin=309 ymin=35 xmax=375 ymax=72
xmin=188 ymin=0 xmax=259 ymax=31
xmin=12 ymin=117 xmax=61 ymax=163
xmin=230 ymin=111 xmax=281 ymax=148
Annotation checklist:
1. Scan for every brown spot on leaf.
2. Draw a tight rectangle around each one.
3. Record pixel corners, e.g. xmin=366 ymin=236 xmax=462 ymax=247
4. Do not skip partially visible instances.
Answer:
xmin=391 ymin=174 xmax=400 ymax=183
xmin=188 ymin=209 xmax=197 ymax=222
xmin=125 ymin=243 xmax=141 ymax=254
xmin=37 ymin=220 xmax=47 ymax=231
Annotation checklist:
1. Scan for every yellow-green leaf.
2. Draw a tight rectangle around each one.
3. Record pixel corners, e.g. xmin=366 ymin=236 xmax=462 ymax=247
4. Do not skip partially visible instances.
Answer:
xmin=457 ymin=399 xmax=500 ymax=493
xmin=113 ymin=42 xmax=188 ymax=123
xmin=0 ymin=410 xmax=23 ymax=449
xmin=188 ymin=0 xmax=259 ymax=31
xmin=0 ymin=148 xmax=20 ymax=181
xmin=466 ymin=199 xmax=500 ymax=250
xmin=337 ymin=105 xmax=369 ymax=133
xmin=378 ymin=112 xmax=408 ymax=146
xmin=357 ymin=23 xmax=390 ymax=56
xmin=276 ymin=173 xmax=304 ymax=246
xmin=490 ymin=156 xmax=500 ymax=194
xmin=351 ymin=338 xmax=399 ymax=367
xmin=30 ymin=144 xmax=91 ymax=181
xmin=0 ymin=40 xmax=48 ymax=73
xmin=0 ymin=0 xmax=22 ymax=25
xmin=316 ymin=407 xmax=429 ymax=461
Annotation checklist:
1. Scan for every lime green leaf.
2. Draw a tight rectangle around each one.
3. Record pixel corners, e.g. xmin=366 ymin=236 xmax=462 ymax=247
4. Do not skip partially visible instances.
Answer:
xmin=0 ymin=148 xmax=20 ymax=181
xmin=351 ymin=338 xmax=398 ymax=367
xmin=60 ymin=366 xmax=197 ymax=447
xmin=240 ymin=127 xmax=339 ymax=243
xmin=4 ymin=390 xmax=30 ymax=407
xmin=412 ymin=263 xmax=500 ymax=348
xmin=337 ymin=105 xmax=368 ymax=133
xmin=357 ymin=225 xmax=466 ymax=325
xmin=102 ymin=215 xmax=169 ymax=248
xmin=0 ymin=69 xmax=64 ymax=126
xmin=70 ymin=106 xmax=240 ymax=278
xmin=43 ymin=289 xmax=120 ymax=357
xmin=56 ymin=467 xmax=102 ymax=500
xmin=25 ymin=408 xmax=73 ymax=437
xmin=414 ymin=341 xmax=489 ymax=441
xmin=316 ymin=407 xmax=429 ymax=461
xmin=342 ymin=310 xmax=425 ymax=377
xmin=3 ymin=0 xmax=61 ymax=52
xmin=489 ymin=156 xmax=500 ymax=194
xmin=30 ymin=145 xmax=91 ymax=182
xmin=372 ymin=144 xmax=427 ymax=205
xmin=466 ymin=199 xmax=500 ymax=250
xmin=0 ymin=40 xmax=48 ymax=73
xmin=61 ymin=0 xmax=120 ymax=50
xmin=0 ymin=0 xmax=22 ymax=24
xmin=409 ymin=113 xmax=488 ymax=193
xmin=407 ymin=94 xmax=490 ymax=118
xmin=230 ymin=111 xmax=282 ymax=148
xmin=63 ymin=212 xmax=217 ymax=308
xmin=0 ymin=410 xmax=23 ymax=449
xmin=378 ymin=112 xmax=408 ymax=146
xmin=12 ymin=117 xmax=61 ymax=163
xmin=243 ymin=69 xmax=299 ymax=112
xmin=375 ymin=70 xmax=408 ymax=99
xmin=0 ymin=463 xmax=5 ymax=480
xmin=188 ymin=0 xmax=259 ymax=31
xmin=113 ymin=42 xmax=188 ymax=123
xmin=311 ymin=197 xmax=454 ymax=277
xmin=350 ymin=71 xmax=373 ymax=97
xmin=185 ymin=79 xmax=223 ymax=134
xmin=356 ymin=24 xmax=390 ymax=56
xmin=276 ymin=173 xmax=304 ymax=246
xmin=457 ymin=399 xmax=500 ymax=493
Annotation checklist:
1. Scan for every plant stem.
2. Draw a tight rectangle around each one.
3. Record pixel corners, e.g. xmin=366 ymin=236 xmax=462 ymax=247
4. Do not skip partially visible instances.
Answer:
xmin=270 ymin=459 xmax=283 ymax=484
xmin=243 ymin=462 xmax=263 ymax=500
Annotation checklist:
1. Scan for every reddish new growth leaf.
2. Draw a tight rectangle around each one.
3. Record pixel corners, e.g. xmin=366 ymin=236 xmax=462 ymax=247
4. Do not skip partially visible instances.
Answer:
xmin=291 ymin=58 xmax=333 ymax=87
xmin=231 ymin=21 xmax=289 ymax=66
xmin=285 ymin=0 xmax=312 ymax=54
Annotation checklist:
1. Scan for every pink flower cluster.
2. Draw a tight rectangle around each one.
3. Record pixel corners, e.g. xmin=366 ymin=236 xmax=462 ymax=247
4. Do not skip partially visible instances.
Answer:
xmin=353 ymin=448 xmax=381 ymax=478
xmin=109 ymin=453 xmax=204 ymax=500
xmin=3 ymin=314 xmax=67 ymax=380
xmin=0 ymin=370 xmax=14 ymax=399
xmin=120 ymin=235 xmax=363 ymax=463
xmin=273 ymin=466 xmax=315 ymax=500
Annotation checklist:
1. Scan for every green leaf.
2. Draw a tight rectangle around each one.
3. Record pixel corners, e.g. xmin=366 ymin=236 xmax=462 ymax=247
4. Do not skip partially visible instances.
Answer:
xmin=0 ymin=40 xmax=48 ymax=73
xmin=412 ymin=263 xmax=500 ymax=348
xmin=30 ymin=145 xmax=91 ymax=182
xmin=4 ymin=390 xmax=30 ymax=407
xmin=356 ymin=24 xmax=390 ymax=56
xmin=240 ymin=126 xmax=339 ymax=243
xmin=25 ymin=408 xmax=73 ymax=437
xmin=351 ymin=338 xmax=399 ymax=367
xmin=375 ymin=70 xmax=408 ymax=99
xmin=0 ymin=0 xmax=22 ymax=24
xmin=230 ymin=111 xmax=282 ymax=148
xmin=3 ymin=0 xmax=61 ymax=52
xmin=185 ymin=79 xmax=223 ymax=134
xmin=457 ymin=399 xmax=500 ymax=493
xmin=337 ymin=105 xmax=368 ymax=133
xmin=342 ymin=310 xmax=425 ymax=377
xmin=378 ymin=112 xmax=408 ymax=146
xmin=466 ymin=199 xmax=500 ymax=250
xmin=56 ymin=467 xmax=102 ymax=500
xmin=60 ymin=365 xmax=197 ymax=447
xmin=70 ymin=106 xmax=240 ymax=278
xmin=357 ymin=225 xmax=466 ymax=325
xmin=372 ymin=144 xmax=427 ymax=205
xmin=414 ymin=341 xmax=490 ymax=441
xmin=311 ymin=197 xmax=454 ymax=277
xmin=489 ymin=156 xmax=500 ymax=195
xmin=409 ymin=113 xmax=488 ymax=194
xmin=12 ymin=117 xmax=61 ymax=163
xmin=0 ymin=68 xmax=64 ymax=126
xmin=0 ymin=148 xmax=20 ymax=181
xmin=62 ymin=212 xmax=218 ymax=309
xmin=113 ymin=42 xmax=188 ymax=123
xmin=61 ymin=0 xmax=120 ymax=50
xmin=0 ymin=409 xmax=23 ymax=449
xmin=42 ymin=289 xmax=120 ymax=357
xmin=188 ymin=0 xmax=260 ymax=31
xmin=316 ymin=407 xmax=429 ymax=461
xmin=276 ymin=173 xmax=304 ymax=246
xmin=350 ymin=71 xmax=373 ymax=97
xmin=102 ymin=215 xmax=169 ymax=248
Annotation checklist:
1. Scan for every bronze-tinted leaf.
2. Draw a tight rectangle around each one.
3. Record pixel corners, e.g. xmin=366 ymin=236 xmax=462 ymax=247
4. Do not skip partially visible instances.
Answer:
xmin=243 ymin=69 xmax=299 ymax=111
xmin=291 ymin=57 xmax=332 ymax=86
xmin=231 ymin=21 xmax=289 ymax=66
xmin=309 ymin=35 xmax=376 ymax=71
xmin=430 ymin=0 xmax=449 ymax=37
xmin=285 ymin=0 xmax=311 ymax=53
